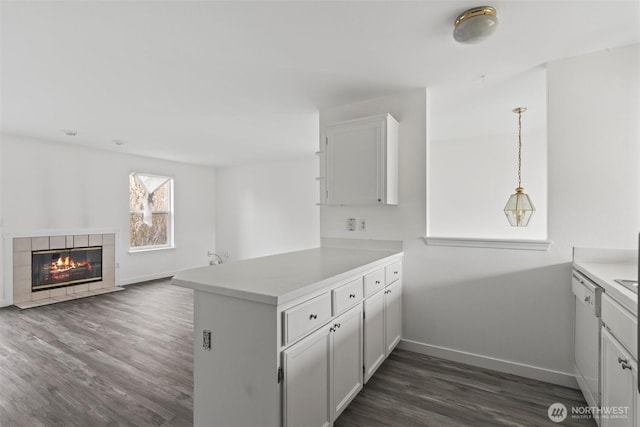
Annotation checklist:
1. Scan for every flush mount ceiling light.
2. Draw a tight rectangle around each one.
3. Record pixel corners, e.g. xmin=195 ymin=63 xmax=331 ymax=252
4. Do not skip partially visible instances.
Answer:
xmin=62 ymin=129 xmax=77 ymax=136
xmin=504 ymin=107 xmax=535 ymax=227
xmin=453 ymin=6 xmax=498 ymax=43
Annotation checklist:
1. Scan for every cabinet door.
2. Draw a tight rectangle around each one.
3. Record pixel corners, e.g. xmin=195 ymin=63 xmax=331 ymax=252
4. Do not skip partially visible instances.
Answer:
xmin=601 ymin=327 xmax=637 ymax=427
xmin=325 ymin=114 xmax=398 ymax=206
xmin=384 ymin=280 xmax=402 ymax=356
xmin=364 ymin=289 xmax=386 ymax=383
xmin=331 ymin=304 xmax=363 ymax=420
xmin=282 ymin=325 xmax=332 ymax=427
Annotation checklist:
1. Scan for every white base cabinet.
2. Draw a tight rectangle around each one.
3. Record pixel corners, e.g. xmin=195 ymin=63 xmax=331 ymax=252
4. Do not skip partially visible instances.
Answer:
xmin=600 ymin=292 xmax=638 ymax=427
xmin=283 ymin=303 xmax=364 ymax=427
xmin=363 ymin=290 xmax=385 ymax=382
xmin=364 ymin=261 xmax=403 ymax=383
xmin=283 ymin=322 xmax=332 ymax=427
xmin=601 ymin=328 xmax=637 ymax=427
xmin=179 ymin=251 xmax=402 ymax=427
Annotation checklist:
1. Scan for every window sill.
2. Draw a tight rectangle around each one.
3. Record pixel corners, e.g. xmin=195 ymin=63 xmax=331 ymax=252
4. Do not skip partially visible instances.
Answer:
xmin=128 ymin=245 xmax=175 ymax=254
xmin=423 ymin=236 xmax=551 ymax=251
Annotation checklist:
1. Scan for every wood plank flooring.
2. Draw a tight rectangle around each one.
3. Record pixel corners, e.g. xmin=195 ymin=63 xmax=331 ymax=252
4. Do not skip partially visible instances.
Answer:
xmin=335 ymin=350 xmax=596 ymax=427
xmin=1 ymin=279 xmax=595 ymax=426
xmin=0 ymin=279 xmax=193 ymax=426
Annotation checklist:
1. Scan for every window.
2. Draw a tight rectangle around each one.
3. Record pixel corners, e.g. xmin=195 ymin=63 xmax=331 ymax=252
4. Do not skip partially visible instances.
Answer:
xmin=129 ymin=173 xmax=174 ymax=251
xmin=426 ymin=68 xmax=549 ymax=249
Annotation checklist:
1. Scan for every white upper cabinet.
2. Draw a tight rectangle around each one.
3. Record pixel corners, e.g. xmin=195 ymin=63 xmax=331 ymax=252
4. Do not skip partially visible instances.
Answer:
xmin=324 ymin=114 xmax=398 ymax=205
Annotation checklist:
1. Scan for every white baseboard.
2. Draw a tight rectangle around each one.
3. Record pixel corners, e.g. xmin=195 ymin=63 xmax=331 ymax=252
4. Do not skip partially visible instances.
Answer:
xmin=118 ymin=271 xmax=175 ymax=286
xmin=0 ymin=299 xmax=7 ymax=308
xmin=398 ymin=339 xmax=579 ymax=389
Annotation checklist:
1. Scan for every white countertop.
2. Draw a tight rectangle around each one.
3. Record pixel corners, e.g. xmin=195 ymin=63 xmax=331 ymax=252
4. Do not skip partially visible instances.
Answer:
xmin=172 ymin=247 xmax=402 ymax=306
xmin=573 ymin=261 xmax=637 ymax=315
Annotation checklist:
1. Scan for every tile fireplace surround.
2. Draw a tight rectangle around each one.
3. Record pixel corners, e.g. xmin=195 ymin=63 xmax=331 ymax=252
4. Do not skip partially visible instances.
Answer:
xmin=13 ymin=233 xmax=121 ymax=309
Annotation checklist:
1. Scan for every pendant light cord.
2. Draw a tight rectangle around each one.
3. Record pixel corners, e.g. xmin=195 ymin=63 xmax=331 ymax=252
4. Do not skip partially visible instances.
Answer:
xmin=517 ymin=109 xmax=522 ymax=188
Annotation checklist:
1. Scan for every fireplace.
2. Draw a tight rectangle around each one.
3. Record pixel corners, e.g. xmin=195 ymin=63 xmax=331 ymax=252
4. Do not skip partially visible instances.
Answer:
xmin=32 ymin=246 xmax=103 ymax=291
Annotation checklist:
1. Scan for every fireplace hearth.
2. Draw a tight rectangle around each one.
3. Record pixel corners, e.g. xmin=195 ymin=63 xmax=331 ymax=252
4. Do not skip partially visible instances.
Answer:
xmin=32 ymin=246 xmax=103 ymax=290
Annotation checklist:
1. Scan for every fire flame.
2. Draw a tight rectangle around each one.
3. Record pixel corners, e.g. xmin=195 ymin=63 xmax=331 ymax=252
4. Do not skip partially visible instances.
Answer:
xmin=50 ymin=256 xmax=91 ymax=273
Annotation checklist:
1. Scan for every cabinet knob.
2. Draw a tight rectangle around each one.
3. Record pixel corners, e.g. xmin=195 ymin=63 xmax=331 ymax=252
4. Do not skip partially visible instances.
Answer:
xmin=584 ymin=295 xmax=591 ymax=303
xmin=618 ymin=357 xmax=629 ymax=364
xmin=385 ymin=290 xmax=391 ymax=294
xmin=309 ymin=314 xmax=318 ymax=320
xmin=394 ymin=271 xmax=398 ymax=275
xmin=375 ymin=280 xmax=381 ymax=284
xmin=621 ymin=362 xmax=633 ymax=371
xmin=349 ymin=293 xmax=356 ymax=298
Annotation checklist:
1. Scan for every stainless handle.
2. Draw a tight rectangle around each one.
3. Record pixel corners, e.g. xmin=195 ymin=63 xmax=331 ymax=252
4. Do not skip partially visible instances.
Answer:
xmin=309 ymin=314 xmax=318 ymax=320
xmin=584 ymin=295 xmax=591 ymax=303
xmin=349 ymin=294 xmax=356 ymax=299
xmin=385 ymin=290 xmax=391 ymax=294
xmin=618 ymin=357 xmax=628 ymax=364
xmin=394 ymin=271 xmax=398 ymax=275
xmin=375 ymin=280 xmax=381 ymax=284
xmin=622 ymin=363 xmax=633 ymax=371
xmin=334 ymin=323 xmax=341 ymax=329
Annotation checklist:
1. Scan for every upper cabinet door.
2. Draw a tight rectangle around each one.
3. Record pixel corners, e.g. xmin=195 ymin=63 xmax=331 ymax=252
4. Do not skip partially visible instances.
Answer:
xmin=325 ymin=114 xmax=398 ymax=205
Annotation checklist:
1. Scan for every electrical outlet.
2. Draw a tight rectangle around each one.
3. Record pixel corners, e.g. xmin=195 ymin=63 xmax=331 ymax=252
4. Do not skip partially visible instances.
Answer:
xmin=359 ymin=219 xmax=367 ymax=231
xmin=203 ymin=329 xmax=212 ymax=351
xmin=347 ymin=218 xmax=356 ymax=231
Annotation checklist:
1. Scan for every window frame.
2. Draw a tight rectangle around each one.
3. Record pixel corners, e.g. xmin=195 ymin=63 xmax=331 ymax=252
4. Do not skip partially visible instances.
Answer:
xmin=128 ymin=172 xmax=175 ymax=253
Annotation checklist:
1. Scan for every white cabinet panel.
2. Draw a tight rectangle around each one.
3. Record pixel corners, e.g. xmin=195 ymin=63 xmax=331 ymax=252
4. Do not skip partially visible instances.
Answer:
xmin=283 ymin=325 xmax=332 ymax=427
xmin=332 ymin=278 xmax=363 ymax=316
xmin=385 ymin=279 xmax=402 ymax=355
xmin=601 ymin=327 xmax=637 ymax=427
xmin=364 ymin=289 xmax=385 ymax=383
xmin=325 ymin=114 xmax=398 ymax=206
xmin=331 ymin=304 xmax=363 ymax=420
xmin=284 ymin=292 xmax=332 ymax=345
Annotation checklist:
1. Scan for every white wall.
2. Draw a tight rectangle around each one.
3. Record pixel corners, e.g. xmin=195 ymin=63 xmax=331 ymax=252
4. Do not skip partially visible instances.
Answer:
xmin=428 ymin=67 xmax=548 ymax=239
xmin=320 ymin=89 xmax=427 ymax=240
xmin=320 ymin=44 xmax=640 ymax=386
xmin=0 ymin=134 xmax=216 ymax=304
xmin=215 ymin=156 xmax=320 ymax=262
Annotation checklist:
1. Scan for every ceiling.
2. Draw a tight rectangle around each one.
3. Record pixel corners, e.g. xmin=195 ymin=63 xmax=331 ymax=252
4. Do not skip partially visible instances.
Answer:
xmin=2 ymin=1 xmax=639 ymax=167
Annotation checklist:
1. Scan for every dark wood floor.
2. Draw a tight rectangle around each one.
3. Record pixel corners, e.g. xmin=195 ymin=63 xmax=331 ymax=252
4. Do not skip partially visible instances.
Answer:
xmin=335 ymin=350 xmax=595 ymax=427
xmin=0 ymin=279 xmax=595 ymax=427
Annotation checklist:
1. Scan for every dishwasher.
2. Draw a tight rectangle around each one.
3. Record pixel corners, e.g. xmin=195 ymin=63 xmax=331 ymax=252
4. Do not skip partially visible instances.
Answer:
xmin=572 ymin=269 xmax=602 ymax=424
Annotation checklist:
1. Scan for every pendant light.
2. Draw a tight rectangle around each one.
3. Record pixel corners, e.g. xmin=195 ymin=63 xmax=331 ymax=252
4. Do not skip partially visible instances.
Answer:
xmin=504 ymin=107 xmax=535 ymax=227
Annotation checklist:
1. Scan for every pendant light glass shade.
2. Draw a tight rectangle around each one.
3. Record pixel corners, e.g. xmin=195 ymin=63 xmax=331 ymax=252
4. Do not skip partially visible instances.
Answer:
xmin=504 ymin=187 xmax=535 ymax=227
xmin=504 ymin=107 xmax=535 ymax=227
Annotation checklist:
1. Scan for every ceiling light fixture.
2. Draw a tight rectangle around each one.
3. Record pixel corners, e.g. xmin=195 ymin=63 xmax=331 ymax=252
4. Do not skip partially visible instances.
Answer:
xmin=453 ymin=6 xmax=498 ymax=44
xmin=504 ymin=107 xmax=535 ymax=227
xmin=62 ymin=129 xmax=77 ymax=136
xmin=113 ymin=140 xmax=128 ymax=146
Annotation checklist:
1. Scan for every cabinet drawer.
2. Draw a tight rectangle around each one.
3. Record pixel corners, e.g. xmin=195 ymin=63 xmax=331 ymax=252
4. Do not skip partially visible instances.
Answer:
xmin=284 ymin=293 xmax=332 ymax=346
xmin=364 ymin=269 xmax=385 ymax=298
xmin=602 ymin=293 xmax=637 ymax=359
xmin=385 ymin=262 xmax=402 ymax=286
xmin=333 ymin=278 xmax=363 ymax=315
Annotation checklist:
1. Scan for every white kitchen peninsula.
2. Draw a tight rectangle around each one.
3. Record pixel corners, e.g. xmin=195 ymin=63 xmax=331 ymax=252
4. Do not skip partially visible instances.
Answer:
xmin=172 ymin=247 xmax=403 ymax=427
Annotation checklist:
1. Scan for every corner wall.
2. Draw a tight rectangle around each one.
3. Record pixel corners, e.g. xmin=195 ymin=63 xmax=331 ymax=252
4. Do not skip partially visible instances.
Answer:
xmin=320 ymin=44 xmax=640 ymax=386
xmin=214 ymin=156 xmax=321 ymax=262
xmin=0 ymin=134 xmax=216 ymax=305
